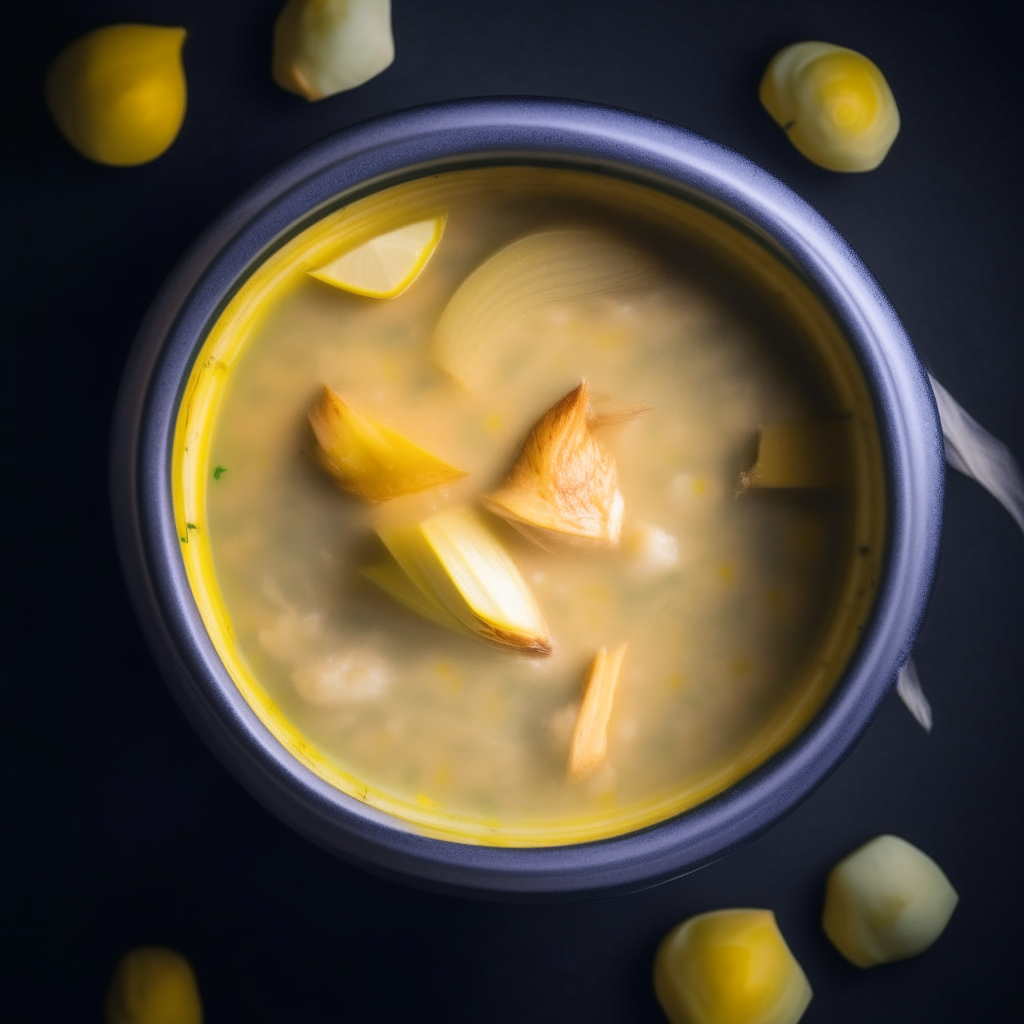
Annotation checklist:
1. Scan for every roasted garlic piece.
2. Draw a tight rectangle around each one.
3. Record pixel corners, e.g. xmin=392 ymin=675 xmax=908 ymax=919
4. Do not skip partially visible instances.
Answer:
xmin=367 ymin=506 xmax=552 ymax=654
xmin=823 ymin=834 xmax=959 ymax=967
xmin=568 ymin=644 xmax=627 ymax=781
xmin=310 ymin=386 xmax=466 ymax=501
xmin=484 ymin=381 xmax=624 ymax=546
xmin=739 ymin=421 xmax=848 ymax=490
xmin=760 ymin=41 xmax=900 ymax=172
xmin=654 ymin=910 xmax=812 ymax=1024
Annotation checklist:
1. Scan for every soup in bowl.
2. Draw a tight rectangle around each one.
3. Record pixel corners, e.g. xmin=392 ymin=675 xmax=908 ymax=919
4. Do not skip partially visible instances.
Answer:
xmin=112 ymin=99 xmax=941 ymax=898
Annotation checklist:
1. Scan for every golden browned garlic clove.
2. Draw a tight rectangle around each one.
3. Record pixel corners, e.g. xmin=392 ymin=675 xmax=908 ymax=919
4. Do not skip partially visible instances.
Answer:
xmin=484 ymin=381 xmax=625 ymax=546
xmin=369 ymin=506 xmax=553 ymax=654
xmin=310 ymin=385 xmax=466 ymax=502
xmin=654 ymin=909 xmax=812 ymax=1024
xmin=738 ymin=421 xmax=849 ymax=490
xmin=567 ymin=643 xmax=627 ymax=781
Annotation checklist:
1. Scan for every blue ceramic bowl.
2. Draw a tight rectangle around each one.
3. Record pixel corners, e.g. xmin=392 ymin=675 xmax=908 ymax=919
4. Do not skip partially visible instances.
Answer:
xmin=110 ymin=98 xmax=943 ymax=900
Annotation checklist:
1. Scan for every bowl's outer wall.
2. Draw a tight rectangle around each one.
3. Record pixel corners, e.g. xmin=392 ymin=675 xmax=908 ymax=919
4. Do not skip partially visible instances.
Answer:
xmin=110 ymin=98 xmax=944 ymax=900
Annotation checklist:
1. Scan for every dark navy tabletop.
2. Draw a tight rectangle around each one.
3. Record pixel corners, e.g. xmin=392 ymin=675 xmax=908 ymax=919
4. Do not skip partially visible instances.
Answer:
xmin=6 ymin=2 xmax=1022 ymax=1021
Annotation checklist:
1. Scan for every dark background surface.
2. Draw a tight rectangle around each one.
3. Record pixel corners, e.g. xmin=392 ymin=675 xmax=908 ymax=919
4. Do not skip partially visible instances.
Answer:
xmin=4 ymin=2 xmax=1022 ymax=1021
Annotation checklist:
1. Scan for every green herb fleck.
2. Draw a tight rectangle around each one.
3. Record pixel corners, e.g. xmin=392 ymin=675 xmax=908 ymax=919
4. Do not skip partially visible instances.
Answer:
xmin=186 ymin=522 xmax=198 ymax=531
xmin=180 ymin=534 xmax=188 ymax=544
xmin=213 ymin=465 xmax=228 ymax=480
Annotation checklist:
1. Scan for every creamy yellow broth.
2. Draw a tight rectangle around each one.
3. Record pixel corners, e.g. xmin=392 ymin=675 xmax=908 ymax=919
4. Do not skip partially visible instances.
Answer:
xmin=175 ymin=166 xmax=885 ymax=845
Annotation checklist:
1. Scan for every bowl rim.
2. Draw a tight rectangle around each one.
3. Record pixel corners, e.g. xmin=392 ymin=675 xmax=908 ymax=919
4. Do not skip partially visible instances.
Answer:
xmin=110 ymin=96 xmax=943 ymax=900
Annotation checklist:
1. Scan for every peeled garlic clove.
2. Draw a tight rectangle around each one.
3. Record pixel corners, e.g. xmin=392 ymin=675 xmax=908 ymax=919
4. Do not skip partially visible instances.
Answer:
xmin=45 ymin=25 xmax=187 ymax=166
xmin=106 ymin=947 xmax=202 ymax=1024
xmin=654 ymin=909 xmax=812 ymax=1024
xmin=760 ymin=41 xmax=900 ymax=172
xmin=823 ymin=834 xmax=958 ymax=967
xmin=568 ymin=644 xmax=627 ymax=781
xmin=375 ymin=506 xmax=552 ymax=654
xmin=310 ymin=386 xmax=466 ymax=502
xmin=272 ymin=0 xmax=394 ymax=101
xmin=739 ymin=421 xmax=849 ymax=490
xmin=433 ymin=228 xmax=662 ymax=390
xmin=484 ymin=381 xmax=625 ymax=546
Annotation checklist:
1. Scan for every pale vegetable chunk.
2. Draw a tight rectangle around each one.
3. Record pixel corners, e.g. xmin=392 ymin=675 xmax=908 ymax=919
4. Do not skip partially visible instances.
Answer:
xmin=654 ymin=910 xmax=812 ymax=1024
xmin=739 ymin=422 xmax=848 ymax=489
xmin=568 ymin=644 xmax=628 ymax=781
xmin=291 ymin=648 xmax=390 ymax=705
xmin=106 ymin=947 xmax=202 ymax=1024
xmin=372 ymin=506 xmax=552 ymax=654
xmin=272 ymin=0 xmax=394 ymax=100
xmin=310 ymin=385 xmax=466 ymax=501
xmin=625 ymin=523 xmax=680 ymax=575
xmin=45 ymin=25 xmax=187 ymax=166
xmin=822 ymin=834 xmax=959 ymax=967
xmin=308 ymin=216 xmax=445 ymax=298
xmin=484 ymin=380 xmax=625 ymax=547
xmin=760 ymin=41 xmax=900 ymax=172
xmin=432 ymin=227 xmax=662 ymax=389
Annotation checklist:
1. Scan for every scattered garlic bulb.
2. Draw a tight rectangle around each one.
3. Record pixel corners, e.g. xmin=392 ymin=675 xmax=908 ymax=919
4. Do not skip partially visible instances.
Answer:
xmin=823 ymin=834 xmax=958 ymax=967
xmin=760 ymin=41 xmax=900 ymax=172
xmin=106 ymin=947 xmax=202 ymax=1024
xmin=654 ymin=909 xmax=812 ymax=1024
xmin=272 ymin=0 xmax=394 ymax=101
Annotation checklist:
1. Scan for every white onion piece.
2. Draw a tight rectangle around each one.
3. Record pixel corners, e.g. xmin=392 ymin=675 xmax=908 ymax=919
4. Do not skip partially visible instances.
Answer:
xmin=930 ymin=373 xmax=1024 ymax=535
xmin=432 ymin=228 xmax=663 ymax=390
xmin=896 ymin=657 xmax=932 ymax=732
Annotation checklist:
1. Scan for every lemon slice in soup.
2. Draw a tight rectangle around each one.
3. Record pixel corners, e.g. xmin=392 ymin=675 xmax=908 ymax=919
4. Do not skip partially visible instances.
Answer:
xmin=308 ymin=216 xmax=445 ymax=297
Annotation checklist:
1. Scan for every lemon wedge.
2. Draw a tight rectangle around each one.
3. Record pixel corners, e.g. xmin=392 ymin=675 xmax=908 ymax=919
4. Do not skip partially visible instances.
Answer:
xmin=45 ymin=25 xmax=187 ymax=167
xmin=309 ymin=216 xmax=445 ymax=298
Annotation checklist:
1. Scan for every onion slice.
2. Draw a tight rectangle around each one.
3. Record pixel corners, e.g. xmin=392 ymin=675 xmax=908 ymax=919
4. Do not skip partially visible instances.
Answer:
xmin=432 ymin=227 xmax=663 ymax=390
xmin=369 ymin=506 xmax=552 ymax=654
